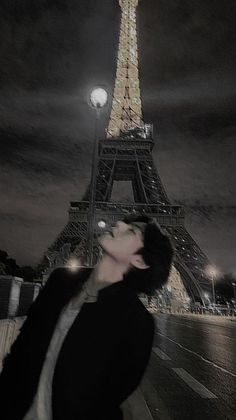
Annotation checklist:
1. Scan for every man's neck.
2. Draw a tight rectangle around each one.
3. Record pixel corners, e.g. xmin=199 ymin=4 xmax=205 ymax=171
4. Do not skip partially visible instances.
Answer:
xmin=93 ymin=254 xmax=129 ymax=285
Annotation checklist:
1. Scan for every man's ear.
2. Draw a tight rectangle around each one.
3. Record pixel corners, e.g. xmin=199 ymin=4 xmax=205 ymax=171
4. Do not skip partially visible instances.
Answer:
xmin=131 ymin=254 xmax=150 ymax=270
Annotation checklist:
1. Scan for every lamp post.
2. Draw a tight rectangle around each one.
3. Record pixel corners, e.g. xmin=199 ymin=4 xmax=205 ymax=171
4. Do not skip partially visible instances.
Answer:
xmin=203 ymin=292 xmax=209 ymax=314
xmin=232 ymin=282 xmax=236 ymax=301
xmin=205 ymin=265 xmax=220 ymax=312
xmin=204 ymin=292 xmax=209 ymax=302
xmin=87 ymin=87 xmax=108 ymax=267
xmin=211 ymin=271 xmax=216 ymax=307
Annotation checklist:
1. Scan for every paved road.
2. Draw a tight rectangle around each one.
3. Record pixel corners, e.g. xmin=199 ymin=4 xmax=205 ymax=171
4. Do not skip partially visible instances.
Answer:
xmin=131 ymin=314 xmax=236 ymax=420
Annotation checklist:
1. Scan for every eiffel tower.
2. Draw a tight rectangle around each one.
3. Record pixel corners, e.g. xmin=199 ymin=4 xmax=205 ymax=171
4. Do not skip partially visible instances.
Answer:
xmin=41 ymin=0 xmax=212 ymax=304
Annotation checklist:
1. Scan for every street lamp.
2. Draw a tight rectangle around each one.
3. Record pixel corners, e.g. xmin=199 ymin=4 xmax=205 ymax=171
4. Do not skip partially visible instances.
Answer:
xmin=89 ymin=87 xmax=108 ymax=111
xmin=67 ymin=257 xmax=81 ymax=272
xmin=97 ymin=220 xmax=107 ymax=229
xmin=205 ymin=265 xmax=220 ymax=308
xmin=232 ymin=282 xmax=236 ymax=301
xmin=87 ymin=87 xmax=108 ymax=266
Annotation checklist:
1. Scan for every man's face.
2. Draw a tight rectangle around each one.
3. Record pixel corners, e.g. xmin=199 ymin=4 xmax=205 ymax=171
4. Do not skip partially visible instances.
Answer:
xmin=98 ymin=220 xmax=146 ymax=266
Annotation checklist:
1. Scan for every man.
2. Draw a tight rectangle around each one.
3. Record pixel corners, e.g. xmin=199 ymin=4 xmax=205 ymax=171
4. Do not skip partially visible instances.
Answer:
xmin=0 ymin=215 xmax=173 ymax=420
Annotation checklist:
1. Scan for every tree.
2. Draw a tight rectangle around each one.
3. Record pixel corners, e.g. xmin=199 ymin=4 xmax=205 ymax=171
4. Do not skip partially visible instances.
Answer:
xmin=5 ymin=258 xmax=19 ymax=276
xmin=0 ymin=250 xmax=8 ymax=263
xmin=216 ymin=273 xmax=235 ymax=303
xmin=0 ymin=249 xmax=36 ymax=281
xmin=16 ymin=266 xmax=36 ymax=282
xmin=0 ymin=262 xmax=6 ymax=275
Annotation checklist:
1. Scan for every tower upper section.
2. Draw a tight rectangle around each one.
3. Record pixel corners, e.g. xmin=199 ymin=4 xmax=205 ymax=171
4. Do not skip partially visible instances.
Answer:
xmin=107 ymin=0 xmax=143 ymax=138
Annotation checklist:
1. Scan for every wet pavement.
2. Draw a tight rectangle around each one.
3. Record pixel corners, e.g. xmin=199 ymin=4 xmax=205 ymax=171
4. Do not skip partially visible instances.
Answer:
xmin=126 ymin=314 xmax=236 ymax=420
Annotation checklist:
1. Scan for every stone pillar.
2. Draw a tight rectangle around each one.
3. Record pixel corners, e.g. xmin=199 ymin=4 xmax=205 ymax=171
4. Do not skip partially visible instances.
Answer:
xmin=0 ymin=276 xmax=23 ymax=319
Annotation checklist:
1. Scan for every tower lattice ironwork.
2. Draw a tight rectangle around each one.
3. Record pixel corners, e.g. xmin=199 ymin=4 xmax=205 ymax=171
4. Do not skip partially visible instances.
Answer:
xmin=40 ymin=0 xmax=213 ymax=305
xmin=107 ymin=0 xmax=143 ymax=137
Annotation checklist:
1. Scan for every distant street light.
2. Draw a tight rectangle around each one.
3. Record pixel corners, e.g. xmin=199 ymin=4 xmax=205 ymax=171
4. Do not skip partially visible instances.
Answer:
xmin=87 ymin=87 xmax=108 ymax=266
xmin=67 ymin=257 xmax=81 ymax=272
xmin=232 ymin=282 xmax=236 ymax=301
xmin=205 ymin=265 xmax=220 ymax=307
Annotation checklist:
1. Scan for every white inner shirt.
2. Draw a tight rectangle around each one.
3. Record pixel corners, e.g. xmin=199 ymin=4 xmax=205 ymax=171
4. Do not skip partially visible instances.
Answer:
xmin=23 ymin=272 xmax=110 ymax=420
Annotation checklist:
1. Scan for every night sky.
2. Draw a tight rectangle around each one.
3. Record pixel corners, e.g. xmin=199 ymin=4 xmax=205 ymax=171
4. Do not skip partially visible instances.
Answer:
xmin=0 ymin=0 xmax=235 ymax=273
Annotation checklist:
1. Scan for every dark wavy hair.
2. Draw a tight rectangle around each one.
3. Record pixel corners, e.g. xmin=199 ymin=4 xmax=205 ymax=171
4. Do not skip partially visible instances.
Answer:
xmin=122 ymin=214 xmax=174 ymax=295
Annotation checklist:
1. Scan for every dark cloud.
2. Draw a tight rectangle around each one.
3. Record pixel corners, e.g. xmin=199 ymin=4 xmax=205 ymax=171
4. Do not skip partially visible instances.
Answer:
xmin=0 ymin=0 xmax=235 ymax=272
xmin=0 ymin=0 xmax=119 ymax=91
xmin=139 ymin=0 xmax=236 ymax=83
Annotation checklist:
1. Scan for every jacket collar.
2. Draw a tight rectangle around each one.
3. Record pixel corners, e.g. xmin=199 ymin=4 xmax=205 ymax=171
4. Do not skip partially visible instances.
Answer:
xmin=97 ymin=278 xmax=137 ymax=301
xmin=65 ymin=267 xmax=137 ymax=304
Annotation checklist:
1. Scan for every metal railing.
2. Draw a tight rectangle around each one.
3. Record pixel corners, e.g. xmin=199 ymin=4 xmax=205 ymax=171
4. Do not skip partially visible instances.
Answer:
xmin=69 ymin=201 xmax=185 ymax=227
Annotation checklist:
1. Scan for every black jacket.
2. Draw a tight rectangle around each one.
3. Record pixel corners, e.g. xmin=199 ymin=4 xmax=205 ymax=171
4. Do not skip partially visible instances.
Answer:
xmin=0 ymin=267 xmax=155 ymax=420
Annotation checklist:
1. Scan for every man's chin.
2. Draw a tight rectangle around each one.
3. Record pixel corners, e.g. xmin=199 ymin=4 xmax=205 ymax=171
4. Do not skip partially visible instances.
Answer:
xmin=97 ymin=236 xmax=109 ymax=251
xmin=98 ymin=232 xmax=112 ymax=245
xmin=97 ymin=239 xmax=113 ymax=258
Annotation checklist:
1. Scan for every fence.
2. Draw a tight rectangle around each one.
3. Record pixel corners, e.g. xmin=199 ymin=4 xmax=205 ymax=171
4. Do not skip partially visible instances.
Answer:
xmin=0 ymin=317 xmax=26 ymax=371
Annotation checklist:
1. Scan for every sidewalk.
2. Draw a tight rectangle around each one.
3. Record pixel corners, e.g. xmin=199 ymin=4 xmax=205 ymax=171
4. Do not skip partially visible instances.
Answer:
xmin=149 ymin=310 xmax=236 ymax=323
xmin=177 ymin=313 xmax=236 ymax=323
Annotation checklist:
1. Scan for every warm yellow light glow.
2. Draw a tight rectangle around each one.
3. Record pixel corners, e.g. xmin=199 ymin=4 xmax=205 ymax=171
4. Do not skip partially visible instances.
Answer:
xmin=205 ymin=265 xmax=220 ymax=279
xmin=67 ymin=257 xmax=80 ymax=272
xmin=90 ymin=88 xmax=108 ymax=108
xmin=107 ymin=0 xmax=142 ymax=137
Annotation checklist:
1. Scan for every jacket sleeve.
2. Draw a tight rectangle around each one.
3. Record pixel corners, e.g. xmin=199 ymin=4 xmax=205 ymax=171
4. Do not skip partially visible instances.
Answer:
xmin=26 ymin=268 xmax=63 ymax=317
xmin=109 ymin=312 xmax=155 ymax=402
xmin=1 ymin=268 xmax=62 ymax=370
xmin=18 ymin=267 xmax=64 ymax=334
xmin=87 ymin=310 xmax=155 ymax=416
xmin=0 ymin=268 xmax=64 ymax=415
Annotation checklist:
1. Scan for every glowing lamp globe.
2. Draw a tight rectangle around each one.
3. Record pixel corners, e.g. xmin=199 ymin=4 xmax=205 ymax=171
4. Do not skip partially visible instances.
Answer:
xmin=98 ymin=220 xmax=106 ymax=229
xmin=90 ymin=87 xmax=108 ymax=109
